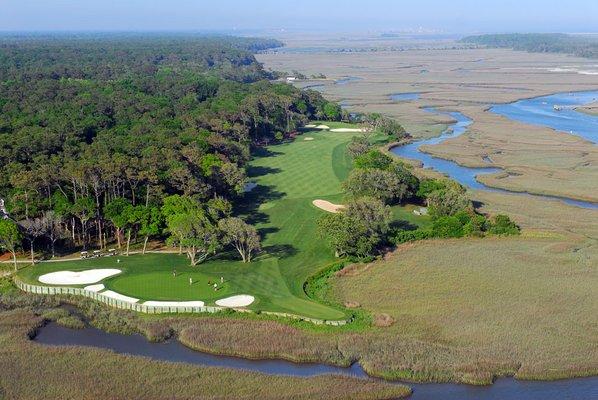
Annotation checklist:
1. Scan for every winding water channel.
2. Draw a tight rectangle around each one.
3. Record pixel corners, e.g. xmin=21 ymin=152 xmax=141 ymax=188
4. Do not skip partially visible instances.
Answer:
xmin=35 ymin=323 xmax=598 ymax=400
xmin=491 ymin=91 xmax=598 ymax=144
xmin=389 ymin=91 xmax=598 ymax=209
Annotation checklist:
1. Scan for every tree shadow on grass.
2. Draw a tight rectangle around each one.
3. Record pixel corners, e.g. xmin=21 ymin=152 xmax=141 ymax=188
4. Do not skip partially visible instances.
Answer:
xmin=472 ymin=200 xmax=485 ymax=209
xmin=251 ymin=147 xmax=284 ymax=159
xmin=258 ymin=226 xmax=279 ymax=238
xmin=210 ymin=250 xmax=245 ymax=262
xmin=262 ymin=244 xmax=298 ymax=259
xmin=390 ymin=219 xmax=419 ymax=232
xmin=246 ymin=165 xmax=281 ymax=179
xmin=235 ymin=184 xmax=286 ymax=225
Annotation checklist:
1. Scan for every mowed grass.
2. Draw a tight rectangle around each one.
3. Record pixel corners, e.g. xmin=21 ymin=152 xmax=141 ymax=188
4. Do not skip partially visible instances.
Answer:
xmin=18 ymin=125 xmax=429 ymax=319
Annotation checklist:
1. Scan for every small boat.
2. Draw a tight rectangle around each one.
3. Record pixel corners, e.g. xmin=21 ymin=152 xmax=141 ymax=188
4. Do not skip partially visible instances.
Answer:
xmin=553 ymin=105 xmax=562 ymax=111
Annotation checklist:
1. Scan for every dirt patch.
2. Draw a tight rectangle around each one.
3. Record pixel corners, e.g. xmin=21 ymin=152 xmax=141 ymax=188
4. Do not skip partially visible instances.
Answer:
xmin=373 ymin=313 xmax=395 ymax=327
xmin=344 ymin=301 xmax=361 ymax=309
xmin=336 ymin=263 xmax=373 ymax=277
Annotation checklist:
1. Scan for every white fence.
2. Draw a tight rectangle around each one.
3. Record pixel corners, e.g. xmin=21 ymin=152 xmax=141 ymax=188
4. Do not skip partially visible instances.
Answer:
xmin=14 ymin=278 xmax=348 ymax=326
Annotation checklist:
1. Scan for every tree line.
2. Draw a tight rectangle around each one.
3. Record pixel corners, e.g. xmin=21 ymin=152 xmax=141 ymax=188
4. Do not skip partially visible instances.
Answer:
xmin=461 ymin=33 xmax=598 ymax=59
xmin=0 ymin=34 xmax=341 ymax=267
xmin=317 ymin=134 xmax=519 ymax=260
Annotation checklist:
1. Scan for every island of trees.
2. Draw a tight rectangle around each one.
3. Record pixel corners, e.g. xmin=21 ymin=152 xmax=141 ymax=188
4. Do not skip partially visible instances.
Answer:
xmin=318 ymin=137 xmax=519 ymax=260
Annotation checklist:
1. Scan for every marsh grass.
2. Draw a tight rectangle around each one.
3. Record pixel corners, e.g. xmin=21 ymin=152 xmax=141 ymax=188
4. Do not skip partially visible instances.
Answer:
xmin=0 ymin=309 xmax=411 ymax=400
xmin=331 ymin=237 xmax=598 ymax=383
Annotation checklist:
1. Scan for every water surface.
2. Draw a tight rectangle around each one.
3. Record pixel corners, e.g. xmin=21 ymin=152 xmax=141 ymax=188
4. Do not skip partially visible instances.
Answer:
xmin=491 ymin=91 xmax=598 ymax=144
xmin=35 ymin=323 xmax=598 ymax=400
xmin=390 ymin=106 xmax=598 ymax=209
xmin=302 ymin=83 xmax=325 ymax=92
xmin=390 ymin=92 xmax=421 ymax=102
xmin=335 ymin=76 xmax=363 ymax=85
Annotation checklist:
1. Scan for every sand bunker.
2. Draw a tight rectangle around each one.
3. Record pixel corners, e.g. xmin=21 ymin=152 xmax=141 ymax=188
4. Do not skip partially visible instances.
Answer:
xmin=144 ymin=300 xmax=205 ymax=307
xmin=315 ymin=124 xmax=330 ymax=129
xmin=215 ymin=295 xmax=255 ymax=307
xmin=312 ymin=199 xmax=345 ymax=213
xmin=305 ymin=124 xmax=317 ymax=128
xmin=330 ymin=128 xmax=366 ymax=133
xmin=304 ymin=137 xmax=314 ymax=141
xmin=83 ymin=284 xmax=105 ymax=292
xmin=101 ymin=290 xmax=139 ymax=303
xmin=39 ymin=269 xmax=121 ymax=285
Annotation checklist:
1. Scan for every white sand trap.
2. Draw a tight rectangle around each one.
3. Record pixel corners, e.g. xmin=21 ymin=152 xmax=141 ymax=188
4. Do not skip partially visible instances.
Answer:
xmin=305 ymin=124 xmax=317 ymax=128
xmin=39 ymin=269 xmax=121 ymax=285
xmin=330 ymin=128 xmax=366 ymax=133
xmin=315 ymin=124 xmax=330 ymax=130
xmin=304 ymin=137 xmax=314 ymax=141
xmin=83 ymin=284 xmax=105 ymax=292
xmin=144 ymin=300 xmax=205 ymax=307
xmin=100 ymin=290 xmax=139 ymax=303
xmin=215 ymin=295 xmax=255 ymax=307
xmin=312 ymin=199 xmax=345 ymax=213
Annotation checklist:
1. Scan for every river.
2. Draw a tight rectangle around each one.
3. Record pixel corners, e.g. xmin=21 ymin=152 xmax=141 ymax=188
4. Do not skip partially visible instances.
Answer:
xmin=491 ymin=91 xmax=598 ymax=144
xmin=389 ymin=91 xmax=598 ymax=209
xmin=35 ymin=323 xmax=598 ymax=400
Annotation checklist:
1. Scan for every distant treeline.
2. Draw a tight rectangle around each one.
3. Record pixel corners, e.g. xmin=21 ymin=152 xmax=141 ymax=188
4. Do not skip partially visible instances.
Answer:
xmin=0 ymin=34 xmax=284 ymax=83
xmin=460 ymin=33 xmax=598 ymax=58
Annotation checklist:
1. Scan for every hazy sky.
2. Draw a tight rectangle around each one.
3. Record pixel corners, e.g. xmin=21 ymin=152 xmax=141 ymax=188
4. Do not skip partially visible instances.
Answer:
xmin=2 ymin=0 xmax=597 ymax=34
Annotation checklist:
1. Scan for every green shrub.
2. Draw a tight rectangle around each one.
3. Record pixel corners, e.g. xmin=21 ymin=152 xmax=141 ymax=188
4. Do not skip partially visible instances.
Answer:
xmin=416 ymin=178 xmax=447 ymax=199
xmin=354 ymin=150 xmax=394 ymax=170
xmin=394 ymin=228 xmax=434 ymax=244
xmin=463 ymin=213 xmax=487 ymax=237
xmin=488 ymin=215 xmax=520 ymax=235
xmin=432 ymin=216 xmax=465 ymax=238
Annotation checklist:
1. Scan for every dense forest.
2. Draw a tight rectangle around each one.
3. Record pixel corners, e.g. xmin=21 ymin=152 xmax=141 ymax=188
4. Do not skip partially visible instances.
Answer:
xmin=461 ymin=33 xmax=598 ymax=58
xmin=0 ymin=34 xmax=343 ymax=263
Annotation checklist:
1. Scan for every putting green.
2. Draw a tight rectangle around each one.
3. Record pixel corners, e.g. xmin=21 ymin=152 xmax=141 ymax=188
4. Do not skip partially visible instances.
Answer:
xmin=18 ymin=123 xmax=430 ymax=319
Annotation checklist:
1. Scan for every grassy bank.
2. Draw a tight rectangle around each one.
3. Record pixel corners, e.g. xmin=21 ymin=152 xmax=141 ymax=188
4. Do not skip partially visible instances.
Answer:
xmin=0 ymin=309 xmax=410 ymax=399
xmin=576 ymin=102 xmax=598 ymax=116
xmin=6 ymin=229 xmax=598 ymax=387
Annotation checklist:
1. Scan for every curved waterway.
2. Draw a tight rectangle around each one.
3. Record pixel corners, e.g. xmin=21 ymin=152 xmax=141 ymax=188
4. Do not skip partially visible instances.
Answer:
xmin=491 ymin=91 xmax=598 ymax=144
xmin=35 ymin=323 xmax=598 ymax=400
xmin=389 ymin=94 xmax=598 ymax=209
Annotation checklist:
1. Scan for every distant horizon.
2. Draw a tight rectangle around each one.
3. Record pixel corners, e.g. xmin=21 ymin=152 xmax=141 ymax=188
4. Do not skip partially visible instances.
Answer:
xmin=2 ymin=1 xmax=597 ymax=34
xmin=0 ymin=30 xmax=597 ymax=38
